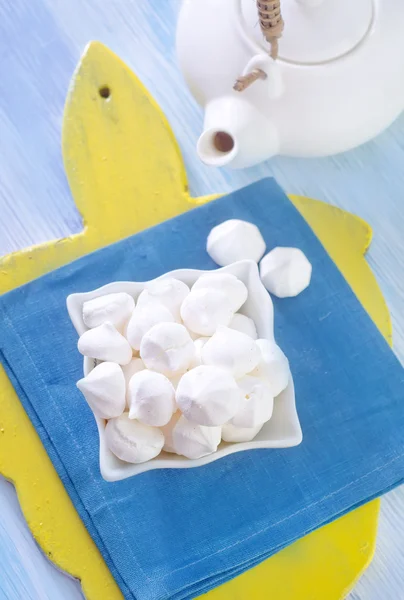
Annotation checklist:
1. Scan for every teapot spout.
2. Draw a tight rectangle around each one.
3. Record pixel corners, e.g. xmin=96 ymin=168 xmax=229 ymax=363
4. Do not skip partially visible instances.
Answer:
xmin=197 ymin=96 xmax=279 ymax=169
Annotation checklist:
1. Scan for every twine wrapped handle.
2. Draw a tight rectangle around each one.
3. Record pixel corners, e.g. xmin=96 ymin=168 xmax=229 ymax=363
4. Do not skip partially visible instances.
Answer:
xmin=234 ymin=0 xmax=284 ymax=92
xmin=258 ymin=0 xmax=284 ymax=59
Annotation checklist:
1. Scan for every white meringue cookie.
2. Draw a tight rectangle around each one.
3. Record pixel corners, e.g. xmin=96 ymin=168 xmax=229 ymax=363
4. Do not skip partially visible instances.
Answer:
xmin=250 ymin=339 xmax=290 ymax=397
xmin=105 ymin=412 xmax=164 ymax=463
xmin=128 ymin=370 xmax=175 ymax=427
xmin=176 ymin=365 xmax=242 ymax=426
xmin=140 ymin=322 xmax=195 ymax=375
xmin=82 ymin=293 xmax=135 ymax=331
xmin=171 ymin=415 xmax=221 ymax=459
xmin=180 ymin=288 xmax=234 ymax=336
xmin=137 ymin=278 xmax=190 ymax=321
xmin=77 ymin=362 xmax=126 ymax=419
xmin=126 ymin=304 xmax=175 ymax=351
xmin=230 ymin=376 xmax=274 ymax=428
xmin=159 ymin=411 xmax=182 ymax=453
xmin=207 ymin=219 xmax=266 ymax=266
xmin=228 ymin=313 xmax=258 ymax=339
xmin=190 ymin=337 xmax=210 ymax=368
xmin=202 ymin=327 xmax=261 ymax=378
xmin=221 ymin=423 xmax=263 ymax=443
xmin=192 ymin=273 xmax=248 ymax=312
xmin=260 ymin=247 xmax=312 ymax=298
xmin=78 ymin=322 xmax=132 ymax=365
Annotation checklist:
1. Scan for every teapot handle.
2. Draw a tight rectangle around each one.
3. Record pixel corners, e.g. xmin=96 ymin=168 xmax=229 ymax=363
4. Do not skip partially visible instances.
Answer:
xmin=234 ymin=0 xmax=284 ymax=91
xmin=235 ymin=54 xmax=284 ymax=98
xmin=256 ymin=0 xmax=284 ymax=59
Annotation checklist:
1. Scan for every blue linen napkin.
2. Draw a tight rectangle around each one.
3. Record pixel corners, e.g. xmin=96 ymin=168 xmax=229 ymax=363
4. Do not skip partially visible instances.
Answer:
xmin=1 ymin=178 xmax=404 ymax=600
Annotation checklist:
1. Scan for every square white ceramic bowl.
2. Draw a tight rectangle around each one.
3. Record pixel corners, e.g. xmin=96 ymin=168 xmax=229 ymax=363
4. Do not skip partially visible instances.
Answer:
xmin=67 ymin=260 xmax=302 ymax=481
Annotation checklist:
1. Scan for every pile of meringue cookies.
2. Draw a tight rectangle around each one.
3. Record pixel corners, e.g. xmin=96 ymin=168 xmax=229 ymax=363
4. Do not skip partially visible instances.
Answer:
xmin=75 ymin=219 xmax=312 ymax=464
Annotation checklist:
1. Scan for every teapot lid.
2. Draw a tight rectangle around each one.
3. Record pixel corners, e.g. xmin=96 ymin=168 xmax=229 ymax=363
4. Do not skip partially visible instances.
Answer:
xmin=240 ymin=0 xmax=374 ymax=65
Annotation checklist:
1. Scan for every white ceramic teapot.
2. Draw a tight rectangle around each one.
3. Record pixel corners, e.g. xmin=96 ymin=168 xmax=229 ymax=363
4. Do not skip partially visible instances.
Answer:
xmin=177 ymin=0 xmax=404 ymax=168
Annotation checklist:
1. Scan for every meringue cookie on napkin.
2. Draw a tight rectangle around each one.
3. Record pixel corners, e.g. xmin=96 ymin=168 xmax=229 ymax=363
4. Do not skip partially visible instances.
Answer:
xmin=260 ymin=247 xmax=312 ymax=298
xmin=207 ymin=219 xmax=266 ymax=266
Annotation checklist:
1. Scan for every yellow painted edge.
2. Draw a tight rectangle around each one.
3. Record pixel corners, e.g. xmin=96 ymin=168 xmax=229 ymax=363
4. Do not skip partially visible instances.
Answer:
xmin=290 ymin=195 xmax=391 ymax=343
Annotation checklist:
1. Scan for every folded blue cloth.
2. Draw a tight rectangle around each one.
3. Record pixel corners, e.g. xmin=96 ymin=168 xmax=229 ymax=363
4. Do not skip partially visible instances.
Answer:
xmin=1 ymin=178 xmax=404 ymax=600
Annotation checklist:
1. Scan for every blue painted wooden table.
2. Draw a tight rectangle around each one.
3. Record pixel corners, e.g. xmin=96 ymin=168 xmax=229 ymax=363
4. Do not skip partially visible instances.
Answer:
xmin=0 ymin=1 xmax=403 ymax=599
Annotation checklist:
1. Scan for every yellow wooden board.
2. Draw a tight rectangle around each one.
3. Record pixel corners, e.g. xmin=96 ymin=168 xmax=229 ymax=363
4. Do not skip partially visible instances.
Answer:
xmin=0 ymin=42 xmax=389 ymax=600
